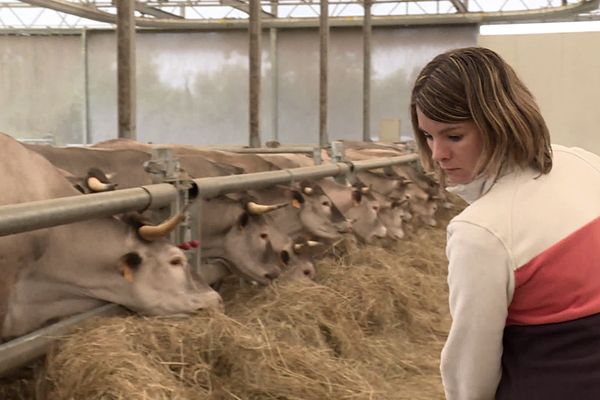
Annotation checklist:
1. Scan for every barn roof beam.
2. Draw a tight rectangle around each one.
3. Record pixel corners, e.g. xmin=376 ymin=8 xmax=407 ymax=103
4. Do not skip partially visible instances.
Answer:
xmin=449 ymin=0 xmax=468 ymax=13
xmin=133 ymin=1 xmax=183 ymax=19
xmin=221 ymin=0 xmax=275 ymax=18
xmin=18 ymin=0 xmax=600 ymax=29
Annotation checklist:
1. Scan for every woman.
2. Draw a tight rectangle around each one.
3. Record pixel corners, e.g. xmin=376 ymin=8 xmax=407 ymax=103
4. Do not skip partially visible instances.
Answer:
xmin=411 ymin=46 xmax=600 ymax=400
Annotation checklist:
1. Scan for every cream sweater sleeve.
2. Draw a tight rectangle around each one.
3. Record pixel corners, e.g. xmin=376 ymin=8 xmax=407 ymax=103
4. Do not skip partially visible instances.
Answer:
xmin=441 ymin=221 xmax=514 ymax=400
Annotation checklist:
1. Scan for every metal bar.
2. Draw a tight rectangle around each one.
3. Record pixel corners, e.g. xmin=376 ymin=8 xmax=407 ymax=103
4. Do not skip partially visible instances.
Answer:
xmin=351 ymin=154 xmax=417 ymax=171
xmin=0 ymin=304 xmax=126 ymax=377
xmin=192 ymin=154 xmax=418 ymax=198
xmin=134 ymin=0 xmax=183 ymax=19
xmin=0 ymin=154 xmax=418 ymax=237
xmin=0 ymin=184 xmax=177 ymax=237
xmin=211 ymin=146 xmax=316 ymax=154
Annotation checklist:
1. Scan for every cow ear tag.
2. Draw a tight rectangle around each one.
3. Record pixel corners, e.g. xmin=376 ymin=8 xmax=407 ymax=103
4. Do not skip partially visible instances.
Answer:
xmin=119 ymin=264 xmax=135 ymax=284
xmin=291 ymin=199 xmax=302 ymax=209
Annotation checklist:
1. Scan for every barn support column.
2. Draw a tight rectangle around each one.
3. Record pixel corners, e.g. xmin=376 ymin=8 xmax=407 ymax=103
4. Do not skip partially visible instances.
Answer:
xmin=81 ymin=28 xmax=91 ymax=145
xmin=362 ymin=0 xmax=372 ymax=142
xmin=319 ymin=0 xmax=329 ymax=149
xmin=116 ymin=0 xmax=137 ymax=140
xmin=269 ymin=0 xmax=279 ymax=144
xmin=249 ymin=0 xmax=262 ymax=148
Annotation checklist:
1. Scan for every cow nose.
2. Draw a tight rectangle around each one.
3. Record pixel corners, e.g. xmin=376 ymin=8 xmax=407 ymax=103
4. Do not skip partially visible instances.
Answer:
xmin=303 ymin=265 xmax=316 ymax=280
xmin=265 ymin=270 xmax=280 ymax=281
xmin=197 ymin=291 xmax=224 ymax=312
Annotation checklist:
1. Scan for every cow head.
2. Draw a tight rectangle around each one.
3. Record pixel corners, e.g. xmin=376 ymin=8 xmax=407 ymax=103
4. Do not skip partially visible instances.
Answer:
xmin=347 ymin=188 xmax=387 ymax=243
xmin=293 ymin=183 xmax=350 ymax=241
xmin=115 ymin=235 xmax=223 ymax=315
xmin=198 ymin=195 xmax=284 ymax=286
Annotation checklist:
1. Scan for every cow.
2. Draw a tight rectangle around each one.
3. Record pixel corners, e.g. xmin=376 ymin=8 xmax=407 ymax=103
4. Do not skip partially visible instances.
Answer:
xmin=316 ymin=178 xmax=387 ymax=243
xmin=0 ymin=133 xmax=222 ymax=339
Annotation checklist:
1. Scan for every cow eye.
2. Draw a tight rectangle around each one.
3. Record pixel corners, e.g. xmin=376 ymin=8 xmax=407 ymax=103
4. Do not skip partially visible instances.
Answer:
xmin=260 ymin=233 xmax=268 ymax=240
xmin=321 ymin=201 xmax=330 ymax=207
xmin=169 ymin=257 xmax=185 ymax=267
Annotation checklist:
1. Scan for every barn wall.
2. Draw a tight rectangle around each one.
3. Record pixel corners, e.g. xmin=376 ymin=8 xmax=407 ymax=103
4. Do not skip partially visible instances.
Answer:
xmin=0 ymin=35 xmax=83 ymax=145
xmin=479 ymin=32 xmax=600 ymax=156
xmin=0 ymin=26 xmax=476 ymax=146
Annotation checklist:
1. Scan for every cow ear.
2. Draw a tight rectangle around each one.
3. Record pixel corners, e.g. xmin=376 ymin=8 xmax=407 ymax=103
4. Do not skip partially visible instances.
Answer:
xmin=238 ymin=212 xmax=250 ymax=229
xmin=351 ymin=189 xmax=362 ymax=205
xmin=118 ymin=252 xmax=142 ymax=283
xmin=291 ymin=190 xmax=304 ymax=209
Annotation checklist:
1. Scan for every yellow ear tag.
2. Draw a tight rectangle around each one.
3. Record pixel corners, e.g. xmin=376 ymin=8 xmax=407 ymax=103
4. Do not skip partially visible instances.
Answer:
xmin=291 ymin=199 xmax=302 ymax=209
xmin=120 ymin=265 xmax=135 ymax=284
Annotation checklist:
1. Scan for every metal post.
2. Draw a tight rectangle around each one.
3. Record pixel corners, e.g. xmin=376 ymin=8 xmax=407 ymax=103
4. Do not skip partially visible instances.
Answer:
xmin=249 ymin=0 xmax=262 ymax=148
xmin=116 ymin=0 xmax=137 ymax=139
xmin=270 ymin=0 xmax=279 ymax=143
xmin=81 ymin=28 xmax=91 ymax=145
xmin=319 ymin=0 xmax=329 ymax=149
xmin=362 ymin=0 xmax=372 ymax=142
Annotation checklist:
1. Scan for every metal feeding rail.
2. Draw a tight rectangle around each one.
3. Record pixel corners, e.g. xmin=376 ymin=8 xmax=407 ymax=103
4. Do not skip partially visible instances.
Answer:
xmin=0 ymin=152 xmax=418 ymax=376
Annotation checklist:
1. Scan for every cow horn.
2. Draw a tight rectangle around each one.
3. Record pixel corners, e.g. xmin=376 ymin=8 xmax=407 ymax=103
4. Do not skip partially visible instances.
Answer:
xmin=360 ymin=186 xmax=370 ymax=194
xmin=403 ymin=179 xmax=414 ymax=184
xmin=87 ymin=176 xmax=116 ymax=192
xmin=306 ymin=240 xmax=322 ymax=247
xmin=138 ymin=208 xmax=188 ymax=241
xmin=303 ymin=187 xmax=314 ymax=195
xmin=246 ymin=201 xmax=288 ymax=215
xmin=293 ymin=243 xmax=304 ymax=253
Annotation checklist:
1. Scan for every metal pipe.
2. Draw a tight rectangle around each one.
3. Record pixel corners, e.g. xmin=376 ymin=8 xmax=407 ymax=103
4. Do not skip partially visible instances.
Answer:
xmin=0 ymin=184 xmax=177 ymax=237
xmin=192 ymin=154 xmax=417 ymax=198
xmin=0 ymin=304 xmax=126 ymax=377
xmin=352 ymin=154 xmax=417 ymax=171
xmin=210 ymin=146 xmax=316 ymax=154
xmin=0 ymin=155 xmax=418 ymax=237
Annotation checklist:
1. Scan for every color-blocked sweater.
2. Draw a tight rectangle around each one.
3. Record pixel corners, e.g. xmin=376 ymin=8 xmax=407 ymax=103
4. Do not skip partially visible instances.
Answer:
xmin=441 ymin=145 xmax=600 ymax=400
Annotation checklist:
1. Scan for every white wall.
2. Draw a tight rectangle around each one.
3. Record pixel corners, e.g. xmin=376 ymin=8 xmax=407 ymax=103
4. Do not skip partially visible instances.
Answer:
xmin=479 ymin=32 xmax=600 ymax=156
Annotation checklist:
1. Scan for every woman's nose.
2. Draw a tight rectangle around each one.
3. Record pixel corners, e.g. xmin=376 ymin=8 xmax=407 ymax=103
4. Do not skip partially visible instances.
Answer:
xmin=431 ymin=140 xmax=450 ymax=162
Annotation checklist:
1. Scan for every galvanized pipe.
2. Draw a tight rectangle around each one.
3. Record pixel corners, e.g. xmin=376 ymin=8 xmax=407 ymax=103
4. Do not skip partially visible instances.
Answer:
xmin=0 ymin=184 xmax=177 ymax=237
xmin=0 ymin=155 xmax=418 ymax=237
xmin=0 ymin=304 xmax=126 ymax=377
xmin=352 ymin=154 xmax=417 ymax=171
xmin=211 ymin=146 xmax=316 ymax=154
xmin=193 ymin=154 xmax=417 ymax=198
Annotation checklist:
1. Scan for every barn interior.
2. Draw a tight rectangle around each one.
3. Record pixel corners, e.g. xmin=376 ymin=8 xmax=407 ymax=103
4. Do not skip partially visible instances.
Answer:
xmin=0 ymin=1 xmax=599 ymax=399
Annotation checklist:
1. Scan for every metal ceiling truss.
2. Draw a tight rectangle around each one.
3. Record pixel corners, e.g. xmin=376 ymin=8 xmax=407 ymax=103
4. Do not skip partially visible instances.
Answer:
xmin=0 ymin=0 xmax=598 ymax=30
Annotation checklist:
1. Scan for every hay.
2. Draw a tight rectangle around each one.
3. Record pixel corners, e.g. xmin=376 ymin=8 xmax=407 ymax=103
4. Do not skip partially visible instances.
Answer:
xmin=1 ymin=211 xmax=456 ymax=400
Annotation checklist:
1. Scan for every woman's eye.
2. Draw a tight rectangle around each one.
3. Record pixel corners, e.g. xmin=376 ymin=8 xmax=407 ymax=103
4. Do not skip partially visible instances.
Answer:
xmin=423 ymin=133 xmax=433 ymax=141
xmin=448 ymin=135 xmax=463 ymax=142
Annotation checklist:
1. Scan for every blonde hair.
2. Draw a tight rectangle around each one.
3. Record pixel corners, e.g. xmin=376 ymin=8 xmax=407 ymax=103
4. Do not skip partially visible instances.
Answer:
xmin=410 ymin=47 xmax=552 ymax=181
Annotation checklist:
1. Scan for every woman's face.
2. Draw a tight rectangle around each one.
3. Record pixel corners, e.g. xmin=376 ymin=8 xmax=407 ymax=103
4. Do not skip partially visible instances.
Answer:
xmin=416 ymin=107 xmax=484 ymax=185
